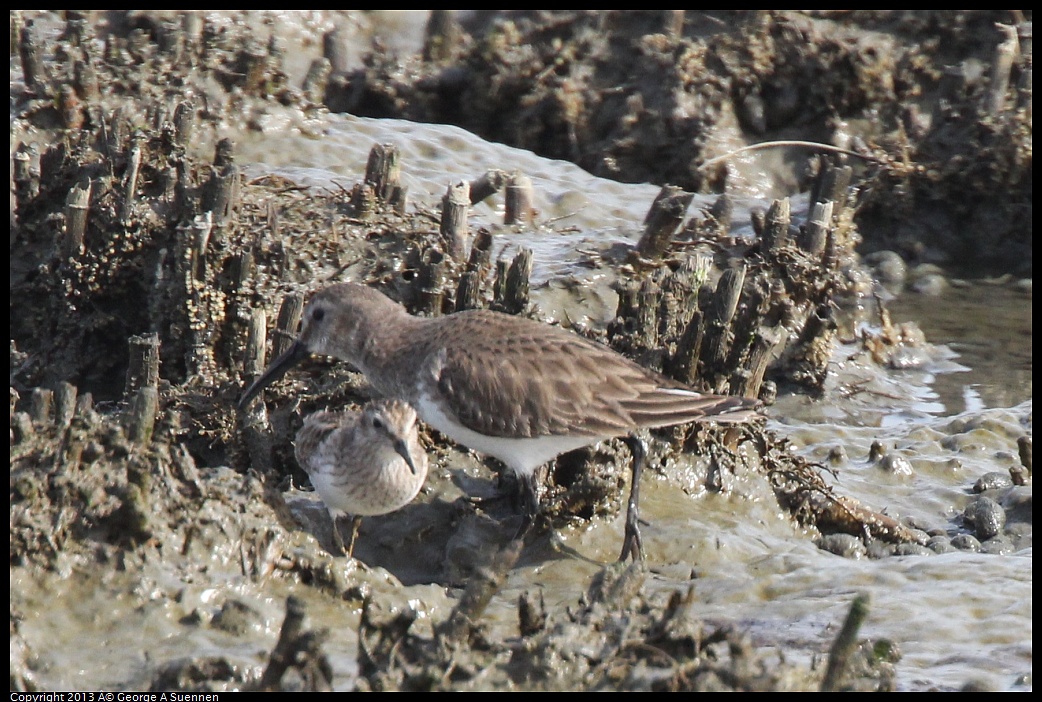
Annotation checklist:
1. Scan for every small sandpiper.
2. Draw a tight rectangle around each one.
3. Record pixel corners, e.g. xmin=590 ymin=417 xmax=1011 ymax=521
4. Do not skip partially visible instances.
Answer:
xmin=293 ymin=399 xmax=428 ymax=557
xmin=241 ymin=283 xmax=760 ymax=560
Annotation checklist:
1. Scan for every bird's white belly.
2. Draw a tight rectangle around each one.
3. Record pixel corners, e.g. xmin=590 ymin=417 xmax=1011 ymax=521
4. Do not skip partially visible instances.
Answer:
xmin=308 ymin=447 xmax=421 ymax=517
xmin=415 ymin=393 xmax=600 ymax=476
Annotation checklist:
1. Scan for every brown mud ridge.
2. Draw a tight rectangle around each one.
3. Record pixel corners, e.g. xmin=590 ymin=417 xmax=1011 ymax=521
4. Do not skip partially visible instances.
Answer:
xmin=10 ymin=11 xmax=1028 ymax=691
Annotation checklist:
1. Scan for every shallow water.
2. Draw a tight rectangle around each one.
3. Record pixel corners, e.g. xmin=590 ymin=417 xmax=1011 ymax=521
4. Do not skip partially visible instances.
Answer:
xmin=889 ymin=284 xmax=1032 ymax=414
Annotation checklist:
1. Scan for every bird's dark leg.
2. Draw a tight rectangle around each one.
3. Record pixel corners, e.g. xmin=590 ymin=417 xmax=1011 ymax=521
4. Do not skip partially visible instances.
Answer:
xmin=619 ymin=434 xmax=648 ymax=562
xmin=466 ymin=468 xmax=539 ymax=542
xmin=516 ymin=471 xmax=541 ymax=537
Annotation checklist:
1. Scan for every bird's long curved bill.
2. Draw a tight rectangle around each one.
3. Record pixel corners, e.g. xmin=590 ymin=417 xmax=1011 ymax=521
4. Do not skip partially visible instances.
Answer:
xmin=237 ymin=339 xmax=310 ymax=409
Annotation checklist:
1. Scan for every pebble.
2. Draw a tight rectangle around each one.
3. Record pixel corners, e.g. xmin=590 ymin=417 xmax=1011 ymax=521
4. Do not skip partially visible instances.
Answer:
xmin=817 ymin=533 xmax=866 ymax=559
xmin=964 ymin=495 xmax=1006 ymax=540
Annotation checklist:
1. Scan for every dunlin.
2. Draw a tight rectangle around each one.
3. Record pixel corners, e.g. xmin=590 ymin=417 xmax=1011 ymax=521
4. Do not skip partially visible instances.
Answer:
xmin=293 ymin=399 xmax=428 ymax=557
xmin=241 ymin=283 xmax=760 ymax=560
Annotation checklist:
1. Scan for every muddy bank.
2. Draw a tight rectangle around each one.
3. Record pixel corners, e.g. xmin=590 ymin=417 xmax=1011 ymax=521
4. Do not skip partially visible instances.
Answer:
xmin=10 ymin=11 xmax=1031 ymax=692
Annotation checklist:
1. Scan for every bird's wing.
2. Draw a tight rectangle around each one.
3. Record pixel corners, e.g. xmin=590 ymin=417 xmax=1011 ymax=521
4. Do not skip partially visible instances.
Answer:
xmin=427 ymin=312 xmax=757 ymax=439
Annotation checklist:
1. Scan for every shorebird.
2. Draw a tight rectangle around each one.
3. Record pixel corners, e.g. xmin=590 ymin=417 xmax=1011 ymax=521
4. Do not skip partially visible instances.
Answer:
xmin=240 ymin=282 xmax=760 ymax=560
xmin=293 ymin=399 xmax=428 ymax=557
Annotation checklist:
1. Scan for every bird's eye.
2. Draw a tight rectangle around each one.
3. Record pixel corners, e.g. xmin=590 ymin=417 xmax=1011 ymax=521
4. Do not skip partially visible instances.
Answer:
xmin=371 ymin=416 xmax=383 ymax=430
xmin=311 ymin=307 xmax=325 ymax=322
